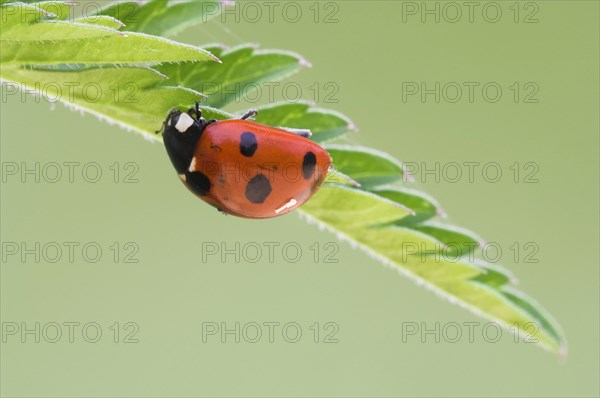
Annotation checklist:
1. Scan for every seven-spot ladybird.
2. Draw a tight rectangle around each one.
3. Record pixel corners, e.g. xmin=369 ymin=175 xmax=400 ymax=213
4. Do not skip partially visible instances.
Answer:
xmin=161 ymin=103 xmax=331 ymax=219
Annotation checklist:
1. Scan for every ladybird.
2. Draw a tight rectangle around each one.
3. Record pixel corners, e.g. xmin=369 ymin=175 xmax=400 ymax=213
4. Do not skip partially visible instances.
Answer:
xmin=161 ymin=103 xmax=331 ymax=219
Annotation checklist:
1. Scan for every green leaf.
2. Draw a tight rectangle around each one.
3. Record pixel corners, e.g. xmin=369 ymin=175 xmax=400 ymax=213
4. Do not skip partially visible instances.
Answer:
xmin=325 ymin=144 xmax=405 ymax=187
xmin=300 ymin=189 xmax=566 ymax=353
xmin=472 ymin=262 xmax=516 ymax=288
xmin=0 ymin=0 xmax=566 ymax=355
xmin=407 ymin=222 xmax=484 ymax=258
xmin=325 ymin=168 xmax=361 ymax=187
xmin=0 ymin=3 xmax=51 ymax=29
xmin=1 ymin=19 xmax=120 ymax=41
xmin=0 ymin=3 xmax=218 ymax=65
xmin=0 ymin=31 xmax=217 ymax=65
xmin=0 ymin=0 xmax=216 ymax=137
xmin=500 ymin=287 xmax=566 ymax=354
xmin=1 ymin=66 xmax=201 ymax=135
xmin=301 ymin=185 xmax=414 ymax=228
xmin=156 ymin=44 xmax=308 ymax=108
xmin=254 ymin=101 xmax=356 ymax=143
xmin=73 ymin=16 xmax=125 ymax=30
xmin=32 ymin=1 xmax=73 ymax=19
xmin=94 ymin=0 xmax=223 ymax=37
xmin=371 ymin=186 xmax=444 ymax=225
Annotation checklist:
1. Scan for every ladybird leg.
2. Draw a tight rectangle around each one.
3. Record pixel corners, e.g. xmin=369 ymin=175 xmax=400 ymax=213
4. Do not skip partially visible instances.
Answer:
xmin=186 ymin=102 xmax=201 ymax=120
xmin=189 ymin=101 xmax=211 ymax=128
xmin=278 ymin=127 xmax=312 ymax=138
xmin=240 ymin=109 xmax=258 ymax=120
xmin=194 ymin=101 xmax=203 ymax=120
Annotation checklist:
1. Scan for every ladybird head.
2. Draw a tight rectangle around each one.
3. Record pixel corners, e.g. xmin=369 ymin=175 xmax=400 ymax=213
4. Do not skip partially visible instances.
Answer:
xmin=162 ymin=109 xmax=204 ymax=174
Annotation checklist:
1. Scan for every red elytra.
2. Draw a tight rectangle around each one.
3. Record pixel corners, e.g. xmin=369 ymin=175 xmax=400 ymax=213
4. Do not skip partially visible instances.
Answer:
xmin=162 ymin=106 xmax=331 ymax=219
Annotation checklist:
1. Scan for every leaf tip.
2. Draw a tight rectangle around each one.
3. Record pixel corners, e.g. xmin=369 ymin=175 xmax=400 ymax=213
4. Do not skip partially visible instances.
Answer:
xmin=404 ymin=171 xmax=416 ymax=183
xmin=209 ymin=51 xmax=223 ymax=63
xmin=299 ymin=58 xmax=313 ymax=68
xmin=436 ymin=207 xmax=447 ymax=218
xmin=333 ymin=169 xmax=361 ymax=187
xmin=559 ymin=344 xmax=568 ymax=360
xmin=221 ymin=0 xmax=237 ymax=7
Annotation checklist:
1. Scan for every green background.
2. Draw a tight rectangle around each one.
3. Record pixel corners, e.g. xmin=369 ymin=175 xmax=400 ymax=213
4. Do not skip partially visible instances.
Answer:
xmin=1 ymin=1 xmax=598 ymax=396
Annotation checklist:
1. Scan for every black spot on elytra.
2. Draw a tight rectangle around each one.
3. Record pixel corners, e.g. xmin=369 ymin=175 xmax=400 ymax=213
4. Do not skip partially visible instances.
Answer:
xmin=240 ymin=132 xmax=258 ymax=157
xmin=302 ymin=151 xmax=317 ymax=180
xmin=186 ymin=171 xmax=211 ymax=196
xmin=245 ymin=174 xmax=272 ymax=204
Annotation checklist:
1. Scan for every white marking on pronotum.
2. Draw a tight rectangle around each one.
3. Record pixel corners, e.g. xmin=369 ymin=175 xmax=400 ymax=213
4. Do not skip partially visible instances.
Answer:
xmin=175 ymin=113 xmax=194 ymax=133
xmin=275 ymin=198 xmax=298 ymax=214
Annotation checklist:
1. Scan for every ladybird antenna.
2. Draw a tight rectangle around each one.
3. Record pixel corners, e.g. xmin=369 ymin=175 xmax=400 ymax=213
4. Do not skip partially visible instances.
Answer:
xmin=155 ymin=120 xmax=165 ymax=135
